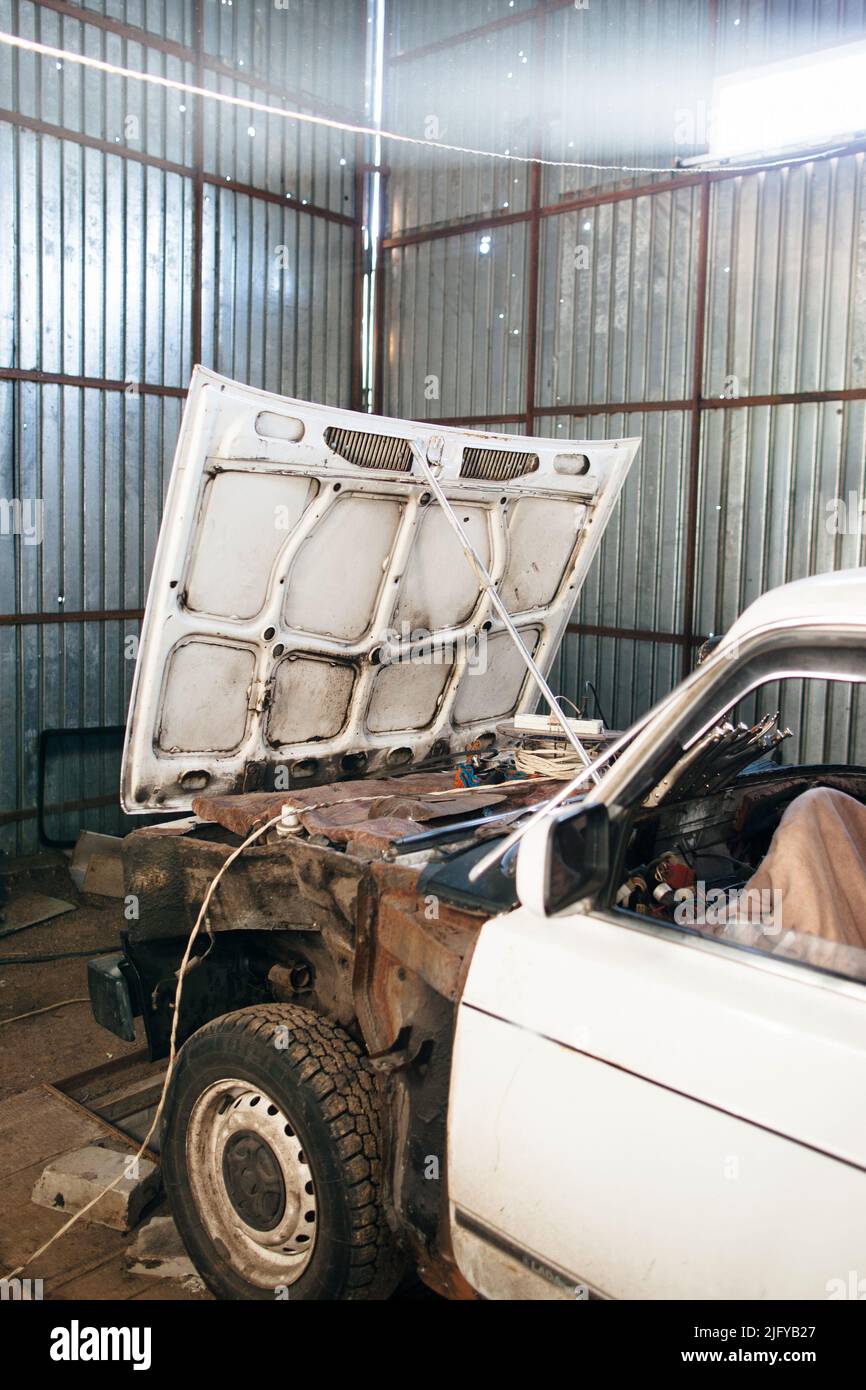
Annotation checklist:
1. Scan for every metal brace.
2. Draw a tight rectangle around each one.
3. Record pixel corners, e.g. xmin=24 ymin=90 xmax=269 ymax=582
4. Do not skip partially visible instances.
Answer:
xmin=409 ymin=437 xmax=600 ymax=785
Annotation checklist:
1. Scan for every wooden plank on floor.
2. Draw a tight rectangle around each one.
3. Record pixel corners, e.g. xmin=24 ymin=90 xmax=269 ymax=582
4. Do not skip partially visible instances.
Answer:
xmin=0 ymin=1086 xmax=108 ymax=1178
xmin=0 ymin=1085 xmax=208 ymax=1300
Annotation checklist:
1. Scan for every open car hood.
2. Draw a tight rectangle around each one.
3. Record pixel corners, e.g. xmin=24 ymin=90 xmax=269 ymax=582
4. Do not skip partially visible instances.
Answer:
xmin=122 ymin=369 xmax=640 ymax=811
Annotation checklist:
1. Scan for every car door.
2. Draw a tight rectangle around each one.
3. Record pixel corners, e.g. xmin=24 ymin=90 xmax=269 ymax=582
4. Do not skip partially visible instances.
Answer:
xmin=448 ymin=900 xmax=866 ymax=1299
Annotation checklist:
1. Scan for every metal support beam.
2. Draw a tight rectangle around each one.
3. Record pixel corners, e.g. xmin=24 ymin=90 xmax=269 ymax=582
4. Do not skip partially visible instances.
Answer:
xmin=0 ymin=108 xmax=355 ymax=229
xmin=0 ymin=366 xmax=186 ymax=397
xmin=380 ymin=141 xmax=866 ymax=252
xmin=389 ymin=0 xmax=574 ymax=65
xmin=523 ymin=2 xmax=545 ymax=435
xmin=34 ymin=0 xmax=360 ymax=123
xmin=0 ymin=608 xmax=144 ymax=627
xmin=415 ymin=383 xmax=866 ymax=432
xmin=680 ymin=175 xmax=711 ymax=680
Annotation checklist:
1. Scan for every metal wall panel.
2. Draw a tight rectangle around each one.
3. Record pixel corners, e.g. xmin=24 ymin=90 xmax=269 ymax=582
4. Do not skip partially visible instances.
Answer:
xmin=47 ymin=0 xmax=365 ymax=108
xmin=390 ymin=0 xmax=536 ymax=54
xmin=383 ymin=0 xmax=709 ymax=228
xmin=705 ymin=155 xmax=866 ymax=399
xmin=535 ymin=409 xmax=690 ymax=637
xmin=776 ymin=679 xmax=866 ymax=768
xmin=547 ymin=633 xmax=681 ymax=734
xmin=200 ymin=186 xmax=355 ymax=402
xmin=201 ymin=0 xmax=366 ymax=109
xmin=462 ymin=418 xmax=526 ymax=434
xmin=386 ymin=17 xmax=537 ymax=235
xmin=72 ymin=1 xmax=196 ymax=47
xmin=537 ymin=185 xmax=701 ymax=408
xmin=5 ymin=125 xmax=195 ymax=386
xmin=0 ymin=0 xmax=364 ymax=853
xmin=382 ymin=221 xmax=529 ymax=418
xmin=7 ymin=1 xmax=196 ymax=163
xmin=201 ymin=68 xmax=356 ymax=214
xmin=381 ymin=0 xmax=866 ymax=768
xmin=9 ymin=383 xmax=181 ymax=616
xmin=539 ymin=0 xmax=709 ymax=203
xmin=695 ymin=399 xmax=866 ymax=633
xmin=714 ymin=0 xmax=866 ymax=72
xmin=1 ymin=384 xmax=183 ymax=848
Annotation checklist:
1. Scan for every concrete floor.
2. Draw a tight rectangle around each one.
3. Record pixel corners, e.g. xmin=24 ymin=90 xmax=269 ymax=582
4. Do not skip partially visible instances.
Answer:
xmin=0 ymin=852 xmax=436 ymax=1301
xmin=0 ymin=852 xmax=210 ymax=1300
xmin=0 ymin=853 xmax=141 ymax=1103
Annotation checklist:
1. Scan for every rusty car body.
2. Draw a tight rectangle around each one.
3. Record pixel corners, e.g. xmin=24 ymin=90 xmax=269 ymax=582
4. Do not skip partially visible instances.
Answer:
xmin=88 ymin=369 xmax=639 ymax=1298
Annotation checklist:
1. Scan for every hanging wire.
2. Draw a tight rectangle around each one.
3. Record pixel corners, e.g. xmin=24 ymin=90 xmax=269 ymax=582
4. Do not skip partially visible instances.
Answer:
xmin=0 ymin=31 xmax=853 ymax=177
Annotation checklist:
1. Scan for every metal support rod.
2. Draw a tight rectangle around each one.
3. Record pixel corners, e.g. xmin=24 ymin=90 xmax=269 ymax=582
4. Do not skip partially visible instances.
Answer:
xmin=409 ymin=438 xmax=600 ymax=783
xmin=681 ymin=174 xmax=711 ymax=679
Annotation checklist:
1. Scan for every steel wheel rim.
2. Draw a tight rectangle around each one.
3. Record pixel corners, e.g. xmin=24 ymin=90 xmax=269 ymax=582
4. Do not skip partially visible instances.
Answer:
xmin=186 ymin=1077 xmax=318 ymax=1288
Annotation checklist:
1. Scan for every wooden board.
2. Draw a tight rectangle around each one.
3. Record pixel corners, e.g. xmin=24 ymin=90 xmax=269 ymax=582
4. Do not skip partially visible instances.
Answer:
xmin=0 ymin=1086 xmax=210 ymax=1300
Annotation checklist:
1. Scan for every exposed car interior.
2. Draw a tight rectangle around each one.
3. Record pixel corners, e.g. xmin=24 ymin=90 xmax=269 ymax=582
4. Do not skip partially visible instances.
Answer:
xmin=614 ymin=682 xmax=866 ymax=984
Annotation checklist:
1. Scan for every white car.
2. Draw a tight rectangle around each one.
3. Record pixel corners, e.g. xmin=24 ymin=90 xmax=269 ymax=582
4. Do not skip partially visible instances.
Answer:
xmin=88 ymin=372 xmax=866 ymax=1300
xmin=451 ymin=567 xmax=866 ymax=1299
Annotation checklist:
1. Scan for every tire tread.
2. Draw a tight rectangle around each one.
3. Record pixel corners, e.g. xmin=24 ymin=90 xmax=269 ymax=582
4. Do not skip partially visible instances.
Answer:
xmin=188 ymin=1004 xmax=400 ymax=1300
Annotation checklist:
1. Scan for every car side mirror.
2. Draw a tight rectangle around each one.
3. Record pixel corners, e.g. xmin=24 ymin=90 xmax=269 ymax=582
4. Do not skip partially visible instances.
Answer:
xmin=516 ymin=802 xmax=610 ymax=917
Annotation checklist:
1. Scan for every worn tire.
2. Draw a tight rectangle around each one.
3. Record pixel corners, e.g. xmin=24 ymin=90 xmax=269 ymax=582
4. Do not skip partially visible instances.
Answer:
xmin=161 ymin=1004 xmax=403 ymax=1300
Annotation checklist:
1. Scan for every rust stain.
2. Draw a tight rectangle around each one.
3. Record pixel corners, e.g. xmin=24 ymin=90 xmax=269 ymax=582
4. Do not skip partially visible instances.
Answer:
xmin=353 ymin=861 xmax=483 ymax=1057
xmin=193 ymin=776 xmax=510 ymax=840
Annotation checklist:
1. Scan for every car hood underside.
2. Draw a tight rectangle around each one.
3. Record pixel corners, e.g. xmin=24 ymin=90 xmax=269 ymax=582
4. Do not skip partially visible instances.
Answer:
xmin=122 ymin=369 xmax=639 ymax=812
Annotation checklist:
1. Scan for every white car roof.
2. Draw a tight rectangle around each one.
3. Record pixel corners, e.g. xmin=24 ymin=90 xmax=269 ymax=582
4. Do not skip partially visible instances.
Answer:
xmin=725 ymin=568 xmax=866 ymax=645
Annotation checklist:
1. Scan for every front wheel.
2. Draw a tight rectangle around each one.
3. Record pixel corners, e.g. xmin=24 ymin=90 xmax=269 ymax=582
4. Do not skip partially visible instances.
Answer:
xmin=161 ymin=1004 xmax=403 ymax=1300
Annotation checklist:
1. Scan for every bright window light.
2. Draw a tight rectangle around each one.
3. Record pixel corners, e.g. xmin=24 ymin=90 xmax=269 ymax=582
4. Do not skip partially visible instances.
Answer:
xmin=709 ymin=39 xmax=866 ymax=162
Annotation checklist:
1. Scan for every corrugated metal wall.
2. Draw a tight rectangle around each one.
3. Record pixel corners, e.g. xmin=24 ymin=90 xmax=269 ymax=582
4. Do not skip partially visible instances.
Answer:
xmin=380 ymin=0 xmax=866 ymax=762
xmin=0 ymin=0 xmax=367 ymax=852
xmin=3 ymin=1 xmax=865 ymax=853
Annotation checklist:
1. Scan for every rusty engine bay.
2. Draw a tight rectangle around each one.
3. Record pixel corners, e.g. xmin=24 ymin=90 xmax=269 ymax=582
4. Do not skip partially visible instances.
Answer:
xmin=110 ymin=700 xmax=866 ymax=1290
xmin=116 ymin=759 xmax=569 ymax=1292
xmin=93 ymin=373 xmax=652 ymax=1288
xmin=98 ymin=374 xmax=866 ymax=1288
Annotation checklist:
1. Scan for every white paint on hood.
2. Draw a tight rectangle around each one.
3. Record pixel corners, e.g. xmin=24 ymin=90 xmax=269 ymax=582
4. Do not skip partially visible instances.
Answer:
xmin=122 ymin=369 xmax=639 ymax=811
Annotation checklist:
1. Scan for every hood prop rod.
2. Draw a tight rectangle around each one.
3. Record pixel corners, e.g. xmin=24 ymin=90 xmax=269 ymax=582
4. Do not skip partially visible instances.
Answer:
xmin=410 ymin=438 xmax=600 ymax=785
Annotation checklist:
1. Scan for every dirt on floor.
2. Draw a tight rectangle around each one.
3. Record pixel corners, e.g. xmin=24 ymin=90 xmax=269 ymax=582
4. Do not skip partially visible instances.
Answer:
xmin=0 ymin=849 xmax=440 ymax=1301
xmin=0 ymin=853 xmax=142 ymax=1103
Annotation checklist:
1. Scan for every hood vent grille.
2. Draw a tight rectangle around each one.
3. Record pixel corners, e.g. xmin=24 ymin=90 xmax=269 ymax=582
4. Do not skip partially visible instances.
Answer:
xmin=325 ymin=426 xmax=413 ymax=472
xmin=460 ymin=447 xmax=539 ymax=481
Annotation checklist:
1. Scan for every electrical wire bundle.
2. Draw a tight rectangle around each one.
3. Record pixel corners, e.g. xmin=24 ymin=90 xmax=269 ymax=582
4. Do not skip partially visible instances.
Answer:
xmin=513 ymin=743 xmax=598 ymax=780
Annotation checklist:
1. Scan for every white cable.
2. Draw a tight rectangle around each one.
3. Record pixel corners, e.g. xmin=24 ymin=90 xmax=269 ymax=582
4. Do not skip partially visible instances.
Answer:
xmin=467 ymin=705 xmax=660 ymax=884
xmin=0 ymin=997 xmax=89 ymax=1026
xmin=0 ymin=31 xmax=851 ymax=177
xmin=513 ymin=746 xmax=591 ymax=779
xmin=5 ymin=811 xmax=283 ymax=1280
